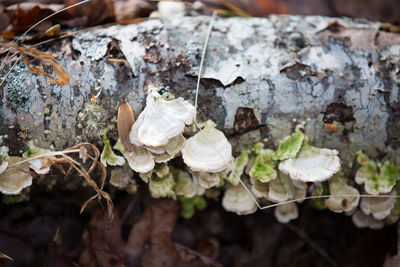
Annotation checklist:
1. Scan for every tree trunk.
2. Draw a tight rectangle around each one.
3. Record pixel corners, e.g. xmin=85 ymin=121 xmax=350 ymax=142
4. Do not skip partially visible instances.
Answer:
xmin=1 ymin=15 xmax=400 ymax=171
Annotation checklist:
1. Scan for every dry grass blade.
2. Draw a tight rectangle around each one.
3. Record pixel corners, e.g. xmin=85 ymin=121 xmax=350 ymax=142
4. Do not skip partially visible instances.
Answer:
xmin=0 ymin=252 xmax=13 ymax=261
xmin=8 ymin=142 xmax=113 ymax=220
xmin=2 ymin=42 xmax=69 ymax=85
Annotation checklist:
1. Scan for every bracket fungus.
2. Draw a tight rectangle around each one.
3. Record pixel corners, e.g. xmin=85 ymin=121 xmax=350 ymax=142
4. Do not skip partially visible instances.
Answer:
xmin=178 ymin=196 xmax=207 ymax=219
xmin=268 ymin=173 xmax=294 ymax=203
xmin=250 ymin=177 xmax=269 ymax=199
xmin=110 ymin=167 xmax=137 ymax=194
xmin=23 ymin=141 xmax=54 ymax=175
xmin=352 ymin=210 xmax=384 ymax=229
xmin=360 ymin=190 xmax=396 ymax=220
xmin=100 ymin=138 xmax=125 ymax=167
xmin=355 ymin=151 xmax=400 ymax=195
xmin=129 ymin=89 xmax=195 ymax=147
xmin=274 ymin=203 xmax=299 ymax=223
xmin=222 ymin=184 xmax=257 ymax=215
xmin=191 ymin=171 xmax=221 ymax=189
xmin=325 ymin=174 xmax=360 ymax=213
xmin=173 ymin=168 xmax=197 ymax=198
xmin=279 ymin=143 xmax=340 ymax=182
xmin=272 ymin=129 xmax=305 ymax=161
xmin=249 ymin=148 xmax=277 ymax=183
xmin=226 ymin=149 xmax=249 ymax=185
xmin=149 ymin=173 xmax=176 ymax=199
xmin=114 ymin=139 xmax=155 ymax=173
xmin=0 ymin=147 xmax=33 ymax=195
xmin=182 ymin=120 xmax=233 ymax=173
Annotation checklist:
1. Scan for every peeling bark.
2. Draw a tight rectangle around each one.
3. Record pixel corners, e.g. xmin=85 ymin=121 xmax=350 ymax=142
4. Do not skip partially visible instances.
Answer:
xmin=1 ymin=15 xmax=400 ymax=172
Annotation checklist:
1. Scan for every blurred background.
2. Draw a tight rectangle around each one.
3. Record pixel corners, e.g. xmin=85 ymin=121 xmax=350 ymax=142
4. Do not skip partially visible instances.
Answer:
xmin=1 ymin=0 xmax=400 ymax=36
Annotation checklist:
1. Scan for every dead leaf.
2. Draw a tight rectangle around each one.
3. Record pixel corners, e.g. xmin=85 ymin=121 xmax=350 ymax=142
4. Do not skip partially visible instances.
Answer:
xmin=3 ymin=2 xmax=63 ymax=34
xmin=118 ymin=102 xmax=135 ymax=152
xmin=125 ymin=199 xmax=221 ymax=267
xmin=79 ymin=209 xmax=125 ymax=267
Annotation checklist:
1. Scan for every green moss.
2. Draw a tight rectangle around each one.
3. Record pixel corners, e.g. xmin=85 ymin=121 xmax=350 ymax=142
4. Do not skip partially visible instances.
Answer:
xmin=178 ymin=196 xmax=206 ymax=219
xmin=77 ymin=103 xmax=109 ymax=139
xmin=273 ymin=130 xmax=305 ymax=161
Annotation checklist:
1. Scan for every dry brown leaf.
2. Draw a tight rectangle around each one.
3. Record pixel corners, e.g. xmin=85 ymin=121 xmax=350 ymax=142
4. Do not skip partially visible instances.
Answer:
xmin=118 ymin=102 xmax=135 ymax=152
xmin=79 ymin=209 xmax=125 ymax=267
xmin=3 ymin=2 xmax=63 ymax=34
xmin=124 ymin=200 xmax=221 ymax=267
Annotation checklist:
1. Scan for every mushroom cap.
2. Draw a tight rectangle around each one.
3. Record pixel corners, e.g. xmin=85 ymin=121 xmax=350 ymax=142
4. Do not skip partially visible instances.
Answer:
xmin=227 ymin=149 xmax=249 ymax=185
xmin=325 ymin=175 xmax=360 ymax=213
xmin=23 ymin=141 xmax=54 ymax=175
xmin=360 ymin=190 xmax=396 ymax=220
xmin=173 ymin=169 xmax=196 ymax=198
xmin=192 ymin=172 xmax=220 ymax=189
xmin=279 ymin=145 xmax=340 ymax=182
xmin=355 ymin=161 xmax=398 ymax=195
xmin=249 ymin=149 xmax=277 ymax=183
xmin=292 ymin=180 xmax=307 ymax=203
xmin=100 ymin=139 xmax=125 ymax=167
xmin=222 ymin=185 xmax=257 ymax=215
xmin=273 ymin=129 xmax=305 ymax=161
xmin=153 ymin=163 xmax=170 ymax=178
xmin=268 ymin=173 xmax=294 ymax=203
xmin=149 ymin=173 xmax=176 ymax=199
xmin=0 ymin=156 xmax=33 ymax=195
xmin=250 ymin=177 xmax=269 ymax=199
xmin=274 ymin=203 xmax=299 ymax=223
xmin=114 ymin=139 xmax=155 ymax=173
xmin=352 ymin=210 xmax=384 ymax=229
xmin=129 ymin=94 xmax=195 ymax=147
xmin=153 ymin=152 xmax=176 ymax=163
xmin=182 ymin=121 xmax=233 ymax=173
xmin=0 ymin=161 xmax=8 ymax=175
xmin=110 ymin=167 xmax=134 ymax=190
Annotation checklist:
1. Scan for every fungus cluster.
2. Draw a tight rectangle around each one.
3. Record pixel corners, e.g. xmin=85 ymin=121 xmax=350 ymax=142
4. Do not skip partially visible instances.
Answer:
xmin=2 ymin=84 xmax=399 ymax=229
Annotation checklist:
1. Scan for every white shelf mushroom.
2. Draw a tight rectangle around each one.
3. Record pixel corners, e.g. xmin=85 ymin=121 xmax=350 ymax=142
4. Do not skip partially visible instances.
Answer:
xmin=129 ymin=91 xmax=195 ymax=147
xmin=352 ymin=210 xmax=384 ymax=229
xmin=222 ymin=185 xmax=257 ymax=215
xmin=279 ymin=144 xmax=340 ymax=182
xmin=355 ymin=159 xmax=399 ymax=196
xmin=0 ymin=161 xmax=8 ymax=175
xmin=360 ymin=190 xmax=396 ymax=220
xmin=0 ymin=156 xmax=33 ymax=195
xmin=23 ymin=141 xmax=54 ymax=175
xmin=191 ymin=172 xmax=221 ymax=189
xmin=274 ymin=203 xmax=299 ymax=223
xmin=114 ymin=139 xmax=155 ymax=173
xmin=325 ymin=175 xmax=360 ymax=213
xmin=268 ymin=173 xmax=294 ymax=203
xmin=173 ymin=169 xmax=197 ymax=198
xmin=250 ymin=177 xmax=269 ymax=199
xmin=226 ymin=150 xmax=249 ymax=185
xmin=182 ymin=120 xmax=233 ymax=173
xmin=100 ymin=139 xmax=125 ymax=167
xmin=149 ymin=173 xmax=175 ymax=199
